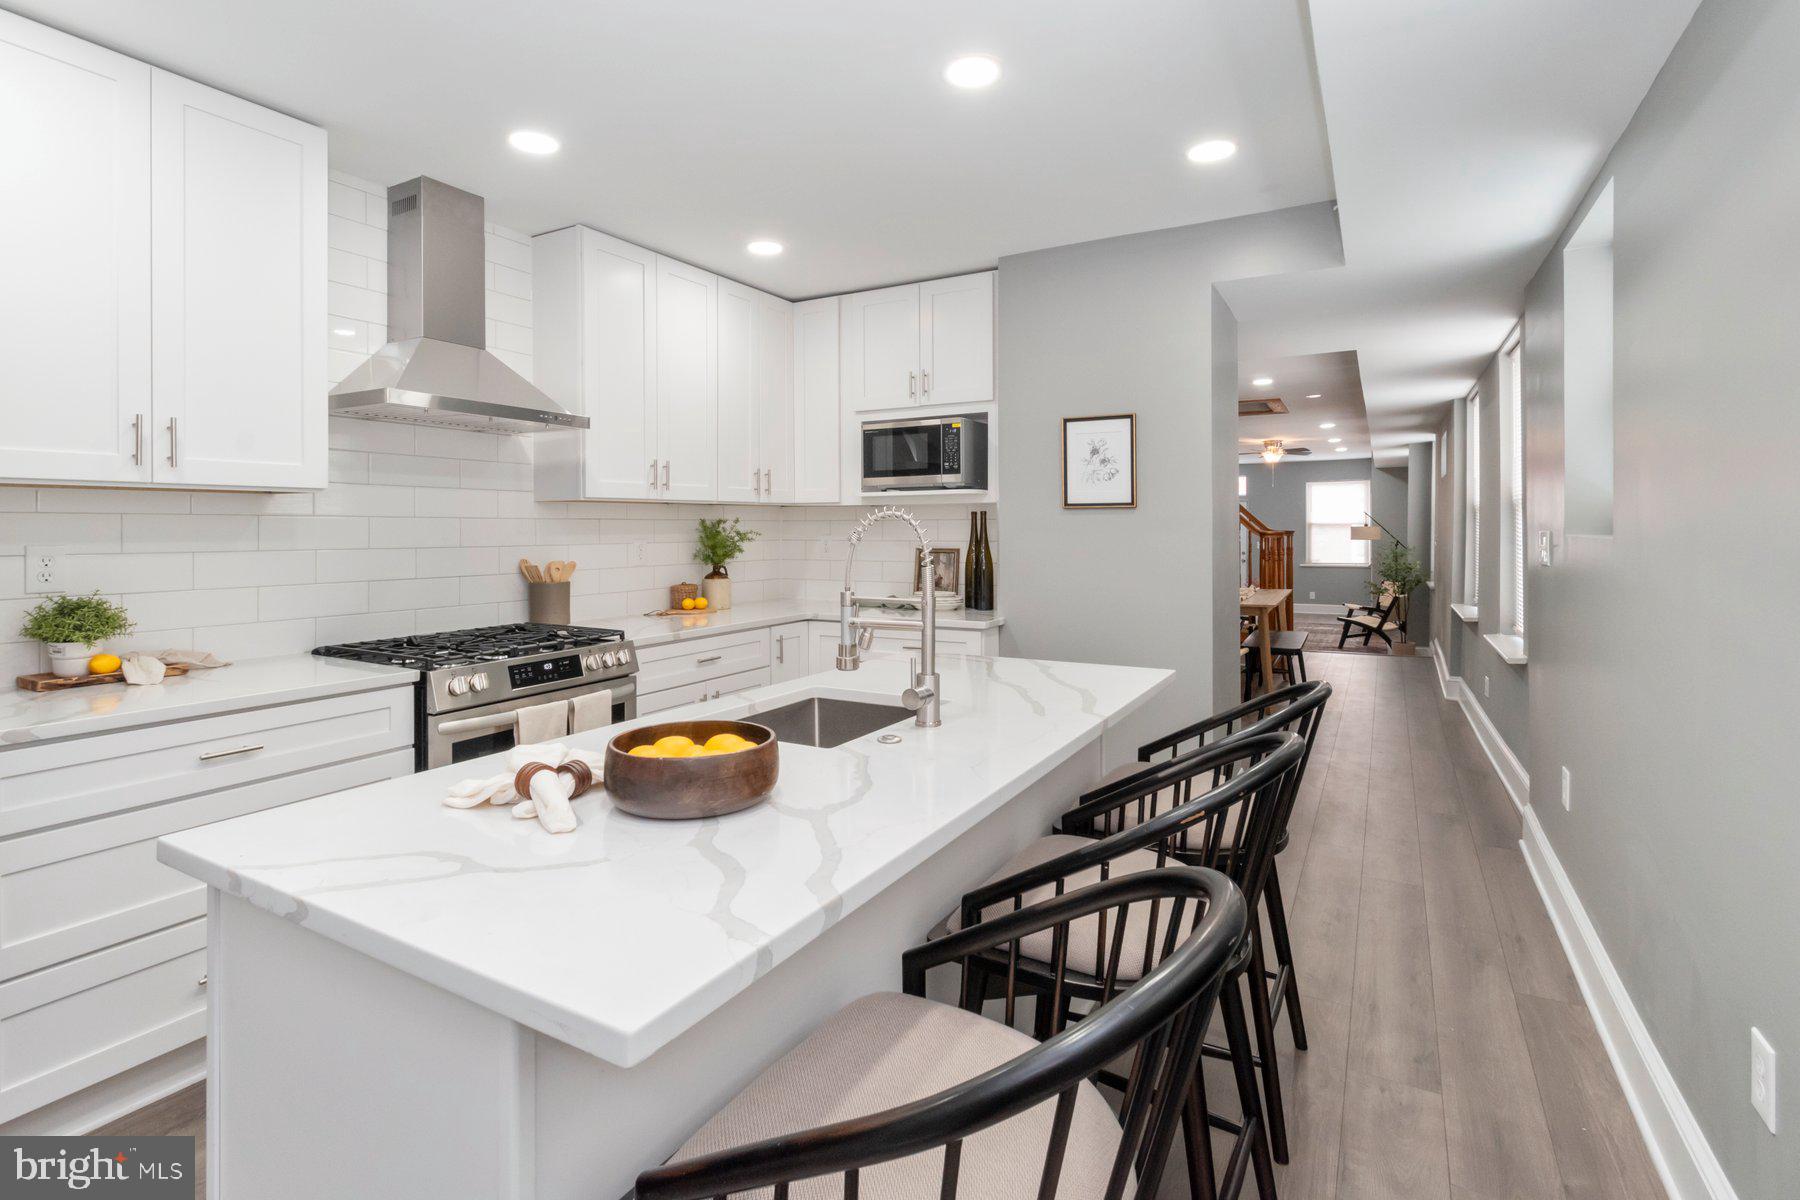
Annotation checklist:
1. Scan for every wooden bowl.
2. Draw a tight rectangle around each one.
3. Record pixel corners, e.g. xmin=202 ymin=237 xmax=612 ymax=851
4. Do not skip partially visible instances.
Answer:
xmin=604 ymin=719 xmax=778 ymax=819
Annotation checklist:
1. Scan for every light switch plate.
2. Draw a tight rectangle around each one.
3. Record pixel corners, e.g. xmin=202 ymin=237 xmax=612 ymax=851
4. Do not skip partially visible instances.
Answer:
xmin=1538 ymin=529 xmax=1554 ymax=567
xmin=1560 ymin=766 xmax=1572 ymax=812
xmin=1752 ymin=1027 xmax=1778 ymax=1133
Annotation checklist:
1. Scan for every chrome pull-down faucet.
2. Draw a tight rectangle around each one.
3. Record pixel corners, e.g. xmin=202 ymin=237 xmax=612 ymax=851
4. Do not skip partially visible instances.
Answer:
xmin=836 ymin=506 xmax=940 ymax=727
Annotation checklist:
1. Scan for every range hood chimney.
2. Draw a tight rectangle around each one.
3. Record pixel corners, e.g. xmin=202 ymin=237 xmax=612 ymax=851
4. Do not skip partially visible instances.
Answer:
xmin=329 ymin=177 xmax=587 ymax=434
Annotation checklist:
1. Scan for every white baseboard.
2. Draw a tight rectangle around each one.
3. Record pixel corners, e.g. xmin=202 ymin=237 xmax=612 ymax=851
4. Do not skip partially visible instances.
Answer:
xmin=0 ymin=1041 xmax=204 ymax=1136
xmin=1429 ymin=640 xmax=1529 ymax=813
xmin=1520 ymin=808 xmax=1740 ymax=1200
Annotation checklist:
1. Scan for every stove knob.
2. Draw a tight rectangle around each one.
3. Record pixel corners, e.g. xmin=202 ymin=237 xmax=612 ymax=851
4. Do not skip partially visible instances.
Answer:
xmin=601 ymin=651 xmax=619 ymax=668
xmin=447 ymin=675 xmax=471 ymax=697
xmin=616 ymin=647 xmax=632 ymax=664
xmin=582 ymin=653 xmax=602 ymax=671
xmin=470 ymin=672 xmax=490 ymax=692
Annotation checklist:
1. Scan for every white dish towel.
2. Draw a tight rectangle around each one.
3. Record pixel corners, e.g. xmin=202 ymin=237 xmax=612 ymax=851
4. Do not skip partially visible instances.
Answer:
xmin=443 ymin=743 xmax=602 ymax=835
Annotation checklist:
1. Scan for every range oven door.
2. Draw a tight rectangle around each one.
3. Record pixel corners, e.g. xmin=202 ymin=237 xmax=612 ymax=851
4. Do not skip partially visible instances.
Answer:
xmin=423 ymin=677 xmax=637 ymax=771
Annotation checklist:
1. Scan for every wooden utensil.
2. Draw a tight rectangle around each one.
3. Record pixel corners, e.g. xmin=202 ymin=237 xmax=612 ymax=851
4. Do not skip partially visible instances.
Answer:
xmin=545 ymin=560 xmax=567 ymax=583
xmin=519 ymin=558 xmax=544 ymax=583
xmin=549 ymin=560 xmax=576 ymax=582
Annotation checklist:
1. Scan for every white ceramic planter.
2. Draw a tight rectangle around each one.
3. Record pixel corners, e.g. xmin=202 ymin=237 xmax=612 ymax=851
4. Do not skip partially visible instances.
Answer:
xmin=46 ymin=642 xmax=99 ymax=678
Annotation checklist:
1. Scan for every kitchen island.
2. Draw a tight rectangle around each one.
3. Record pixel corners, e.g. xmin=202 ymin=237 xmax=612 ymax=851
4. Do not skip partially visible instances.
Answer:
xmin=158 ymin=652 xmax=1171 ymax=1200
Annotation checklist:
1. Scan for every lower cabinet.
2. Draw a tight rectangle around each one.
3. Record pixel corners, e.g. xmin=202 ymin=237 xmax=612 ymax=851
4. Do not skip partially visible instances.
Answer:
xmin=770 ymin=622 xmax=810 ymax=683
xmin=0 ymin=685 xmax=415 ymax=1124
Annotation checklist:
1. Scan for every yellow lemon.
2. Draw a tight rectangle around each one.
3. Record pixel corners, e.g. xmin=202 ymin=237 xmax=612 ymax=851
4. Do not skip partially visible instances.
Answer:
xmin=703 ymin=733 xmax=747 ymax=753
xmin=694 ymin=596 xmax=709 ymax=610
xmin=680 ymin=597 xmax=696 ymax=610
xmin=87 ymin=653 xmax=122 ymax=675
xmin=653 ymin=734 xmax=696 ymax=755
xmin=627 ymin=745 xmax=660 ymax=757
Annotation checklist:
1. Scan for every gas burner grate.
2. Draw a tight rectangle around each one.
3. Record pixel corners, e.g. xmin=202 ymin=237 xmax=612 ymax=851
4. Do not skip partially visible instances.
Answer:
xmin=314 ymin=623 xmax=625 ymax=670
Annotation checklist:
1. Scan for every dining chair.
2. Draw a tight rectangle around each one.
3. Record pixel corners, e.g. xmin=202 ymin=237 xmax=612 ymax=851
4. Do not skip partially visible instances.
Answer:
xmin=634 ymin=867 xmax=1251 ymax=1200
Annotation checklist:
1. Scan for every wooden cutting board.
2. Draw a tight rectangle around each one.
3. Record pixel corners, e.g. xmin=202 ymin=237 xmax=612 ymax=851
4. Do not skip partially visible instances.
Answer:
xmin=16 ymin=664 xmax=191 ymax=692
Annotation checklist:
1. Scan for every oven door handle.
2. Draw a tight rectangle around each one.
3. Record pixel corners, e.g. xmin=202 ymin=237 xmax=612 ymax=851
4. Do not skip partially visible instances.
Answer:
xmin=435 ymin=711 xmax=524 ymax=738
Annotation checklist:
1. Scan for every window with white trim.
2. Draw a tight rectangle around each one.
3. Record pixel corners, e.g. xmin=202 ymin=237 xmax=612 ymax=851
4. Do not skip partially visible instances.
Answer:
xmin=1306 ymin=479 xmax=1371 ymax=566
xmin=1464 ymin=391 xmax=1480 ymax=606
xmin=1505 ymin=337 xmax=1526 ymax=635
xmin=1238 ymin=474 xmax=1248 ymax=498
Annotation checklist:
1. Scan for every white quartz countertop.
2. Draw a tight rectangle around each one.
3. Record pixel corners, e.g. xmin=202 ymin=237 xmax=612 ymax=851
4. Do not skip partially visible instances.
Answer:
xmin=609 ymin=598 xmax=1004 ymax=649
xmin=159 ymin=653 xmax=1169 ymax=1068
xmin=0 ymin=655 xmax=418 ymax=746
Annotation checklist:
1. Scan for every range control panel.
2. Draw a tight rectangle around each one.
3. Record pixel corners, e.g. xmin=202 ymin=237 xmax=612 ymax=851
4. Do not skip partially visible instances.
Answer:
xmin=508 ymin=654 xmax=583 ymax=689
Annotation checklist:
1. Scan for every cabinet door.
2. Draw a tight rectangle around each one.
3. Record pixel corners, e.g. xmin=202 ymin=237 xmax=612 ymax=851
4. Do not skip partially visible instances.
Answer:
xmin=0 ymin=12 xmax=151 ymax=484
xmin=655 ymin=257 xmax=717 ymax=501
xmin=755 ymin=291 xmax=795 ymax=502
xmin=715 ymin=279 xmax=760 ymax=503
xmin=581 ymin=230 xmax=658 ymax=499
xmin=840 ymin=284 xmax=920 ymax=411
xmin=791 ymin=298 xmax=841 ymax=504
xmin=150 ymin=70 xmax=326 ymax=489
xmin=918 ymin=273 xmax=995 ymax=409
xmin=770 ymin=622 xmax=809 ymax=683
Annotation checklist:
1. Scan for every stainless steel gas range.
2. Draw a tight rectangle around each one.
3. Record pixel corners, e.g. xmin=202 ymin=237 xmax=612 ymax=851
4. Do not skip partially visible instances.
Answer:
xmin=313 ymin=623 xmax=639 ymax=770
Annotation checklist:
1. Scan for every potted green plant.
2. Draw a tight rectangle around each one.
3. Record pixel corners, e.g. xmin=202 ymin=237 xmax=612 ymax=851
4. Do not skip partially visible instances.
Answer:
xmin=21 ymin=592 xmax=134 ymax=677
xmin=693 ymin=518 xmax=760 ymax=611
xmin=1370 ymin=543 xmax=1428 ymax=655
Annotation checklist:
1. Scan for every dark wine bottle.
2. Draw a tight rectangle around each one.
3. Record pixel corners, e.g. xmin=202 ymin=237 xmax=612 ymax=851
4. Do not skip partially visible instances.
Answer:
xmin=964 ymin=511 xmax=979 ymax=601
xmin=969 ymin=510 xmax=996 ymax=611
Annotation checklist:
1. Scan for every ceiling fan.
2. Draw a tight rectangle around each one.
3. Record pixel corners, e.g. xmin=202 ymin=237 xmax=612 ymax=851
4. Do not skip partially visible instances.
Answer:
xmin=1240 ymin=438 xmax=1313 ymax=465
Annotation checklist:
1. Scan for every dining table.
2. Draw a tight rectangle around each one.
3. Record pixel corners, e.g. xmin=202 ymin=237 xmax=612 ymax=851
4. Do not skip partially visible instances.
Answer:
xmin=1239 ymin=587 xmax=1293 ymax=696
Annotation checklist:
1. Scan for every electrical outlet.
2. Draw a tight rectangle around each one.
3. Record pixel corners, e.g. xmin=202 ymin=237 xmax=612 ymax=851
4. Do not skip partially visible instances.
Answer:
xmin=1752 ymin=1028 xmax=1778 ymax=1133
xmin=1308 ymin=591 xmax=1316 ymax=600
xmin=1538 ymin=529 xmax=1554 ymax=567
xmin=1561 ymin=766 xmax=1572 ymax=811
xmin=1483 ymin=675 xmax=1491 ymax=698
xmin=26 ymin=547 xmax=60 ymax=593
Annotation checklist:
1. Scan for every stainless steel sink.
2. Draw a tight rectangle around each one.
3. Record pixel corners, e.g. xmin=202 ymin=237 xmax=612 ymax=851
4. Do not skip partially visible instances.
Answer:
xmin=753 ymin=697 xmax=915 ymax=748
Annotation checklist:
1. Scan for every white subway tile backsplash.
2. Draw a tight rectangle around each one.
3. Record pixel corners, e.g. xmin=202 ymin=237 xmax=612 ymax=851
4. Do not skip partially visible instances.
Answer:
xmin=0 ymin=513 xmax=123 ymax=555
xmin=328 ymin=213 xmax=387 ymax=261
xmin=368 ymin=577 xmax=453 ymax=612
xmin=370 ymin=517 xmax=460 ymax=548
xmin=413 ymin=428 xmax=499 ymax=461
xmin=0 ymin=489 xmax=37 ymax=513
xmin=367 ymin=453 xmax=462 ymax=489
xmin=127 ymin=587 xmax=259 ymax=631
xmin=206 ymin=618 xmax=320 ymax=661
xmin=123 ymin=514 xmax=256 ymax=553
xmin=327 ymin=180 xmax=368 ymax=221
xmin=62 ymin=553 xmax=193 ymax=594
xmin=415 ymin=489 xmax=498 ymax=518
xmin=259 ymin=515 xmax=370 ymax=550
xmin=416 ymin=546 xmax=499 ymax=578
xmin=314 ymin=610 xmax=414 ymax=644
xmin=461 ymin=460 xmax=532 ymax=491
xmin=259 ymin=581 xmax=369 ymax=621
xmin=37 ymin=488 xmax=190 ymax=514
xmin=313 ymin=483 xmax=416 ymax=517
xmin=328 ymin=416 xmax=415 ymax=455
xmin=316 ymin=549 xmax=417 ymax=583
xmin=194 ymin=550 xmax=316 ymax=589
xmin=327 ymin=281 xmax=387 ymax=325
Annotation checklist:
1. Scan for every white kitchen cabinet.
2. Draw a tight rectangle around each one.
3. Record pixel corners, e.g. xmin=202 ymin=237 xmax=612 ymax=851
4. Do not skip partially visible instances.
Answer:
xmin=0 ymin=11 xmax=326 ymax=492
xmin=770 ymin=622 xmax=810 ymax=683
xmin=792 ymin=297 xmax=841 ymax=504
xmin=655 ymin=257 xmax=718 ymax=502
xmin=533 ymin=227 xmax=659 ymax=500
xmin=840 ymin=273 xmax=994 ymax=413
xmin=717 ymin=281 xmax=795 ymax=504
xmin=0 ymin=11 xmax=151 ymax=485
xmin=149 ymin=70 xmax=326 ymax=489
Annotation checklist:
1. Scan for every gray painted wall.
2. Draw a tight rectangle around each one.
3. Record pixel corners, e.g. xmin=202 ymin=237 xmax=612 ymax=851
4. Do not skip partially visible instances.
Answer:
xmin=1239 ymin=456 xmax=1382 ymax=608
xmin=995 ymin=203 xmax=1343 ymax=763
xmin=1406 ymin=441 xmax=1434 ymax=644
xmin=1515 ymin=0 xmax=1799 ymax=1191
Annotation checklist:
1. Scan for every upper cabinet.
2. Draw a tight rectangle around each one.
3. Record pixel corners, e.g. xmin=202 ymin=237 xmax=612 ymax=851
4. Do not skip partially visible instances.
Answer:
xmin=717 ymin=280 xmax=796 ymax=503
xmin=0 ymin=11 xmax=326 ymax=492
xmin=841 ymin=272 xmax=994 ymax=412
xmin=791 ymin=297 xmax=841 ymax=504
xmin=0 ymin=13 xmax=151 ymax=484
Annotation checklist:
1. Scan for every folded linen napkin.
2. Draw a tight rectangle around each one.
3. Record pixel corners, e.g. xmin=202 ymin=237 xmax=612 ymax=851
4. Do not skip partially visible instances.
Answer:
xmin=444 ymin=742 xmax=603 ymax=835
xmin=119 ymin=649 xmax=232 ymax=685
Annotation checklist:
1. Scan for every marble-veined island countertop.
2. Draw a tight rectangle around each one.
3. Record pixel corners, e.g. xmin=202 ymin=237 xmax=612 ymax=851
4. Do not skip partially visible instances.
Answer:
xmin=158 ymin=652 xmax=1169 ymax=1068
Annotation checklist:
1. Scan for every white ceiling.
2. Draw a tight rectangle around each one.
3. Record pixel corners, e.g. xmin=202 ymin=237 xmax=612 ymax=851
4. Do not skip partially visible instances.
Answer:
xmin=1237 ymin=350 xmax=1369 ymax=462
xmin=1220 ymin=0 xmax=1702 ymax=462
xmin=14 ymin=0 xmax=1335 ymax=299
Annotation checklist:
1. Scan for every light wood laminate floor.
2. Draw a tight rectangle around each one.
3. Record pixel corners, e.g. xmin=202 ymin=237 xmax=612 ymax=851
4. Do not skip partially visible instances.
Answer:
xmin=104 ymin=652 xmax=1662 ymax=1200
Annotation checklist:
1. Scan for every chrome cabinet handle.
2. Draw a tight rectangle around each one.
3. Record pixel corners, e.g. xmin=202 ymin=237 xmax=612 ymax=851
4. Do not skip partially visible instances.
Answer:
xmin=908 ymin=370 xmax=916 ymax=398
xmin=661 ymin=460 xmax=670 ymax=489
xmin=198 ymin=973 xmax=208 ymax=987
xmin=696 ymin=654 xmax=723 ymax=665
xmin=753 ymin=467 xmax=762 ymax=497
xmin=921 ymin=371 xmax=930 ymax=395
xmin=167 ymin=417 xmax=178 ymax=467
xmin=132 ymin=414 xmax=144 ymax=466
xmin=776 ymin=638 xmax=784 ymax=664
xmin=763 ymin=468 xmax=772 ymax=494
xmin=649 ymin=459 xmax=658 ymax=489
xmin=199 ymin=743 xmax=264 ymax=762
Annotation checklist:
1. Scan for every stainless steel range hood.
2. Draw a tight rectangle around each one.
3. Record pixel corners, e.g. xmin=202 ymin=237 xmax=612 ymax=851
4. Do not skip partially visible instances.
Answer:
xmin=329 ymin=177 xmax=587 ymax=434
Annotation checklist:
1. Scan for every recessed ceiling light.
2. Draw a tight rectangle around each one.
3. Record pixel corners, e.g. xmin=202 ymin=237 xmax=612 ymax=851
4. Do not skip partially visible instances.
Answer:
xmin=1185 ymin=139 xmax=1238 ymax=165
xmin=507 ymin=130 xmax=560 ymax=155
xmin=1306 ymin=393 xmax=1322 ymax=399
xmin=944 ymin=55 xmax=1001 ymax=89
xmin=1319 ymin=422 xmax=1336 ymax=429
xmin=1251 ymin=376 xmax=1273 ymax=388
xmin=1335 ymin=446 xmax=1349 ymax=453
xmin=1328 ymin=437 xmax=1343 ymax=444
xmin=746 ymin=240 xmax=784 ymax=257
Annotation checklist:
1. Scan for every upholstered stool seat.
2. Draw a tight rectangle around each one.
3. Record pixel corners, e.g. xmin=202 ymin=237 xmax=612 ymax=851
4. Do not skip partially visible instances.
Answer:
xmin=659 ymin=991 xmax=1124 ymax=1199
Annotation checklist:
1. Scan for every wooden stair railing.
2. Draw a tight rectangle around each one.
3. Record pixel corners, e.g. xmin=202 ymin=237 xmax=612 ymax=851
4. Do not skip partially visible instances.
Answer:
xmin=1239 ymin=505 xmax=1295 ymax=628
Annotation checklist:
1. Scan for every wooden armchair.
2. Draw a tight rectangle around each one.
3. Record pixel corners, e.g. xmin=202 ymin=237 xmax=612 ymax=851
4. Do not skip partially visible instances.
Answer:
xmin=1336 ymin=586 xmax=1405 ymax=649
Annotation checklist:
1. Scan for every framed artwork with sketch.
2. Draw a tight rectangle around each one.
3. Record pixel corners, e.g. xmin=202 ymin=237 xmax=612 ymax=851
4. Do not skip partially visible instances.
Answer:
xmin=1062 ymin=414 xmax=1137 ymax=508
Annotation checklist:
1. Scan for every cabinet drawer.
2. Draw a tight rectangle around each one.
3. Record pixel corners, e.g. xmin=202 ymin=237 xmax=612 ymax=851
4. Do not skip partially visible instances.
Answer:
xmin=638 ymin=668 xmax=772 ymax=716
xmin=0 ymin=686 xmax=413 ymax=836
xmin=0 ymin=747 xmax=412 ymax=981
xmin=0 ymin=920 xmax=206 ymax=1123
xmin=634 ymin=630 xmax=770 ymax=694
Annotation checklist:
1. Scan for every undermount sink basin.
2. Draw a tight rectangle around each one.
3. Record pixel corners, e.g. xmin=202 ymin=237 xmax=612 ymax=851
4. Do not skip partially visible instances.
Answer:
xmin=754 ymin=697 xmax=915 ymax=748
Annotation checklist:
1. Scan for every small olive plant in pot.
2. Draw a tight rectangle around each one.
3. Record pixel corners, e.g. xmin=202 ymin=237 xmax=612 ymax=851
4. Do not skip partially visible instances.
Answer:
xmin=20 ymin=592 xmax=135 ymax=678
xmin=693 ymin=518 xmax=760 ymax=612
xmin=1370 ymin=543 xmax=1428 ymax=655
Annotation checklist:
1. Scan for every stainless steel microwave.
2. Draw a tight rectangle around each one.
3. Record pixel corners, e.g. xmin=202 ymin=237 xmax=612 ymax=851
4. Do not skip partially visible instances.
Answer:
xmin=861 ymin=414 xmax=988 ymax=491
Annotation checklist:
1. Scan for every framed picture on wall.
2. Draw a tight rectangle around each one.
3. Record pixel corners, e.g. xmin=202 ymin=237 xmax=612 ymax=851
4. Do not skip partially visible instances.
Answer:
xmin=915 ymin=547 xmax=961 ymax=595
xmin=1062 ymin=414 xmax=1137 ymax=508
